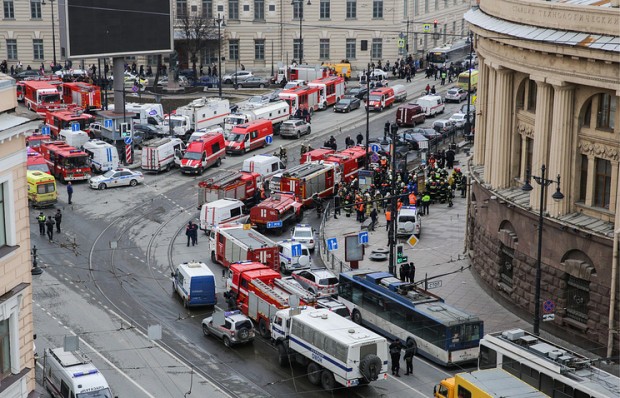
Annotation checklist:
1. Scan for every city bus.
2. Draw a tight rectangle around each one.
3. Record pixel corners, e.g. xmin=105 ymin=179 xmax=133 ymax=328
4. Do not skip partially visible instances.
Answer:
xmin=338 ymin=270 xmax=483 ymax=366
xmin=457 ymin=69 xmax=479 ymax=92
xmin=479 ymin=329 xmax=620 ymax=398
xmin=428 ymin=40 xmax=471 ymax=66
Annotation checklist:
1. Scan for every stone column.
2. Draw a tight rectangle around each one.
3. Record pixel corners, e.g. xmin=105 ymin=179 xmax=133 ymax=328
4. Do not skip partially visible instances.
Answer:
xmin=547 ymin=83 xmax=575 ymax=217
xmin=483 ymin=63 xmax=496 ymax=183
xmin=490 ymin=68 xmax=513 ymax=188
xmin=530 ymin=78 xmax=554 ymax=211
xmin=473 ymin=56 xmax=487 ymax=165
xmin=585 ymin=155 xmax=596 ymax=207
xmin=519 ymin=135 xmax=528 ymax=181
xmin=610 ymin=161 xmax=619 ymax=214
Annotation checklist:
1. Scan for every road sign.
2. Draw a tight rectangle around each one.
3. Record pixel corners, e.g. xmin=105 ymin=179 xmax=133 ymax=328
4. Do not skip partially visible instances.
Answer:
xmin=427 ymin=280 xmax=443 ymax=289
xmin=104 ymin=119 xmax=113 ymax=129
xmin=423 ymin=24 xmax=431 ymax=32
xmin=242 ymin=224 xmax=252 ymax=230
xmin=370 ymin=153 xmax=379 ymax=163
xmin=267 ymin=220 xmax=283 ymax=229
xmin=71 ymin=122 xmax=80 ymax=132
xmin=148 ymin=109 xmax=157 ymax=115
xmin=265 ymin=135 xmax=273 ymax=144
xmin=407 ymin=234 xmax=419 ymax=248
xmin=291 ymin=243 xmax=302 ymax=257
xmin=358 ymin=231 xmax=369 ymax=245
xmin=398 ymin=39 xmax=405 ymax=48
xmin=542 ymin=314 xmax=555 ymax=322
xmin=370 ymin=143 xmax=382 ymax=152
xmin=124 ymin=137 xmax=132 ymax=145
xmin=40 ymin=125 xmax=51 ymax=135
xmin=132 ymin=84 xmax=139 ymax=93
xmin=543 ymin=299 xmax=555 ymax=313
xmin=326 ymin=238 xmax=338 ymax=251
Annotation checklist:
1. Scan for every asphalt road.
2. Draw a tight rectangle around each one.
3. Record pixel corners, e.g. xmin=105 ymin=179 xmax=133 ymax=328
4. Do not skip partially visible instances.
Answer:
xmin=31 ymin=74 xmax=469 ymax=397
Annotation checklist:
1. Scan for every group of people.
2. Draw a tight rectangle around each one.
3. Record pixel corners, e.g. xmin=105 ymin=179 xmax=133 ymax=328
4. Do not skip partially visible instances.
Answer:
xmin=423 ymin=61 xmax=470 ymax=86
xmin=36 ymin=210 xmax=62 ymax=242
xmin=185 ymin=221 xmax=199 ymax=246
xmin=389 ymin=339 xmax=416 ymax=377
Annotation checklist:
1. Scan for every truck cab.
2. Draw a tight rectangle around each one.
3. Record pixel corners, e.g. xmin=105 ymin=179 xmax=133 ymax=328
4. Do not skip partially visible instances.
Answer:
xmin=226 ymin=119 xmax=274 ymax=155
xmin=180 ymin=132 xmax=226 ymax=174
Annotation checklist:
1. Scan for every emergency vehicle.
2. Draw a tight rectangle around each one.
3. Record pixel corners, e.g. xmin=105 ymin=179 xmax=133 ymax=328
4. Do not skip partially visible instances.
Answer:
xmin=58 ymin=128 xmax=89 ymax=148
xmin=39 ymin=141 xmax=91 ymax=182
xmin=27 ymin=170 xmax=57 ymax=208
xmin=278 ymin=85 xmax=321 ymax=114
xmin=26 ymin=133 xmax=51 ymax=150
xmin=308 ymin=76 xmax=346 ymax=110
xmin=366 ymin=87 xmax=395 ymax=112
xmin=302 ymin=146 xmax=368 ymax=183
xmin=223 ymin=101 xmax=290 ymax=133
xmin=83 ymin=140 xmax=119 ymax=173
xmin=300 ymin=147 xmax=335 ymax=163
xmin=278 ymin=162 xmax=340 ymax=206
xmin=61 ymin=82 xmax=102 ymax=110
xmin=16 ymin=81 xmax=25 ymax=101
xmin=45 ymin=108 xmax=95 ymax=139
xmin=23 ymin=81 xmax=62 ymax=114
xmin=250 ymin=192 xmax=303 ymax=233
xmin=225 ymin=119 xmax=273 ymax=155
xmin=273 ymin=64 xmax=327 ymax=84
xmin=27 ymin=147 xmax=50 ymax=173
xmin=43 ymin=348 xmax=113 ymax=398
xmin=227 ymin=261 xmax=318 ymax=337
xmin=200 ymin=198 xmax=247 ymax=232
xmin=181 ymin=132 xmax=226 ymax=174
xmin=209 ymin=223 xmax=279 ymax=269
xmin=241 ymin=154 xmax=286 ymax=181
xmin=167 ymin=97 xmax=231 ymax=138
xmin=142 ymin=137 xmax=185 ymax=172
xmin=396 ymin=103 xmax=426 ymax=127
xmin=197 ymin=170 xmax=261 ymax=208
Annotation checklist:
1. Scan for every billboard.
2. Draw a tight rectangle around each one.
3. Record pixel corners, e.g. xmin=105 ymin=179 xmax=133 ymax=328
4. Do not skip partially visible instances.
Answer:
xmin=62 ymin=0 xmax=173 ymax=58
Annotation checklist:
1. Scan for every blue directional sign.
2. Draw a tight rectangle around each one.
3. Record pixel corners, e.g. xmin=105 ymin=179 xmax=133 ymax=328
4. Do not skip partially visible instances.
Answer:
xmin=104 ymin=119 xmax=113 ymax=129
xmin=370 ymin=143 xmax=382 ymax=153
xmin=124 ymin=137 xmax=132 ymax=145
xmin=40 ymin=125 xmax=51 ymax=135
xmin=71 ymin=122 xmax=80 ymax=132
xmin=265 ymin=135 xmax=273 ymax=145
xmin=291 ymin=243 xmax=302 ymax=257
xmin=267 ymin=220 xmax=283 ymax=229
xmin=358 ymin=231 xmax=369 ymax=245
xmin=326 ymin=238 xmax=338 ymax=251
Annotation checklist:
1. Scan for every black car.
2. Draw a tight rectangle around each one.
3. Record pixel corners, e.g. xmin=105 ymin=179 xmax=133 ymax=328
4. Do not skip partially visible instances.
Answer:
xmin=398 ymin=130 xmax=429 ymax=151
xmin=412 ymin=127 xmax=442 ymax=145
xmin=14 ymin=70 xmax=41 ymax=80
xmin=368 ymin=136 xmax=409 ymax=158
xmin=345 ymin=87 xmax=369 ymax=100
xmin=333 ymin=96 xmax=361 ymax=113
xmin=193 ymin=75 xmax=219 ymax=88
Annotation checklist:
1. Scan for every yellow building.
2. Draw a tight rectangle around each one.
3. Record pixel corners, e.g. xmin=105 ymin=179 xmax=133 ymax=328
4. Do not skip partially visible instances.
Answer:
xmin=465 ymin=0 xmax=619 ymax=355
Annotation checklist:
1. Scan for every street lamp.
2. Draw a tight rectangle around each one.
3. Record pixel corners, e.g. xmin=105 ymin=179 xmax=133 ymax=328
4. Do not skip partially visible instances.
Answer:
xmin=388 ymin=122 xmax=399 ymax=275
xmin=364 ymin=63 xmax=371 ymax=169
xmin=464 ymin=31 xmax=474 ymax=137
xmin=43 ymin=0 xmax=57 ymax=70
xmin=215 ymin=14 xmax=225 ymax=98
xmin=521 ymin=164 xmax=564 ymax=335
xmin=292 ymin=0 xmax=311 ymax=64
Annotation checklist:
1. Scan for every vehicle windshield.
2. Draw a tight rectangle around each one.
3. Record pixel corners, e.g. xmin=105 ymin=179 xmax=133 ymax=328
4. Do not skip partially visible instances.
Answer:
xmin=65 ymin=156 xmax=89 ymax=168
xmin=102 ymin=170 xmax=116 ymax=178
xmin=224 ymin=116 xmax=244 ymax=126
xmin=284 ymin=82 xmax=299 ymax=89
xmin=77 ymin=388 xmax=114 ymax=398
xmin=295 ymin=230 xmax=313 ymax=238
xmin=369 ymin=94 xmax=382 ymax=101
xmin=248 ymin=96 xmax=265 ymax=104
xmin=229 ymin=133 xmax=245 ymax=143
xmin=338 ymin=99 xmax=351 ymax=105
xmin=167 ymin=118 xmax=184 ymax=128
xmin=319 ymin=277 xmax=338 ymax=286
xmin=183 ymin=151 xmax=202 ymax=160
xmin=40 ymin=93 xmax=60 ymax=103
xmin=28 ymin=164 xmax=50 ymax=173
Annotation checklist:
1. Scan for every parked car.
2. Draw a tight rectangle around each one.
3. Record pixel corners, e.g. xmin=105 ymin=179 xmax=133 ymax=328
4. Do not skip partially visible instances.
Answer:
xmin=460 ymin=104 xmax=476 ymax=119
xmin=399 ymin=130 xmax=428 ymax=151
xmin=448 ymin=113 xmax=467 ymax=129
xmin=236 ymin=76 xmax=270 ymax=88
xmin=370 ymin=69 xmax=389 ymax=80
xmin=291 ymin=224 xmax=316 ymax=251
xmin=291 ymin=268 xmax=339 ymax=297
xmin=133 ymin=123 xmax=166 ymax=140
xmin=345 ymin=86 xmax=369 ymax=100
xmin=193 ymin=75 xmax=219 ymax=88
xmin=222 ymin=70 xmax=253 ymax=84
xmin=445 ymin=87 xmax=468 ymax=103
xmin=89 ymin=168 xmax=144 ymax=190
xmin=201 ymin=310 xmax=255 ymax=347
xmin=280 ymin=119 xmax=311 ymax=139
xmin=432 ymin=119 xmax=457 ymax=136
xmin=333 ymin=96 xmax=361 ymax=113
xmin=412 ymin=127 xmax=442 ymax=145
xmin=15 ymin=70 xmax=42 ymax=80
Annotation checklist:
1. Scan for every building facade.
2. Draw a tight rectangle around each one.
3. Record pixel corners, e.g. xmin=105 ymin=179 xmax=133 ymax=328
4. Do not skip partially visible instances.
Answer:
xmin=0 ymin=74 xmax=38 ymax=397
xmin=465 ymin=0 xmax=619 ymax=355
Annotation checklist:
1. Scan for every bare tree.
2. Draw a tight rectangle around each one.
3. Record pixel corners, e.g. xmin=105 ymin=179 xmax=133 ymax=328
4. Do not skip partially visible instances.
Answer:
xmin=178 ymin=13 xmax=216 ymax=80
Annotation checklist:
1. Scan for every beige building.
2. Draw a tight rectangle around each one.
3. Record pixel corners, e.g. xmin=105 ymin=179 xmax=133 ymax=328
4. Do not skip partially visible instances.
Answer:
xmin=0 ymin=74 xmax=39 ymax=397
xmin=465 ymin=0 xmax=619 ymax=355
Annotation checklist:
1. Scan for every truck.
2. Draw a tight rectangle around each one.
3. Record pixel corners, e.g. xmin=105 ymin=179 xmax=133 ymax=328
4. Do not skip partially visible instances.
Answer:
xmin=434 ymin=369 xmax=549 ymax=398
xmin=58 ymin=128 xmax=90 ymax=148
xmin=171 ymin=261 xmax=217 ymax=307
xmin=250 ymin=192 xmax=303 ymax=233
xmin=241 ymin=154 xmax=286 ymax=182
xmin=223 ymin=101 xmax=290 ymax=133
xmin=308 ymin=76 xmax=346 ymax=110
xmin=227 ymin=261 xmax=318 ymax=337
xmin=61 ymin=81 xmax=102 ymax=111
xmin=166 ymin=97 xmax=231 ymax=138
xmin=141 ymin=137 xmax=185 ymax=172
xmin=278 ymin=85 xmax=321 ymax=115
xmin=27 ymin=170 xmax=57 ymax=208
xmin=197 ymin=170 xmax=261 ymax=208
xmin=180 ymin=131 xmax=226 ymax=174
xmin=271 ymin=307 xmax=389 ymax=391
xmin=23 ymin=80 xmax=62 ymax=114
xmin=272 ymin=64 xmax=327 ymax=85
xmin=43 ymin=348 xmax=114 ymax=398
xmin=83 ymin=140 xmax=120 ymax=173
xmin=200 ymin=198 xmax=248 ymax=232
xmin=278 ymin=162 xmax=340 ymax=206
xmin=39 ymin=141 xmax=92 ymax=182
xmin=396 ymin=103 xmax=426 ymax=127
xmin=45 ymin=108 xmax=95 ymax=139
xmin=301 ymin=146 xmax=368 ymax=183
xmin=126 ymin=102 xmax=165 ymax=126
xmin=209 ymin=224 xmax=280 ymax=270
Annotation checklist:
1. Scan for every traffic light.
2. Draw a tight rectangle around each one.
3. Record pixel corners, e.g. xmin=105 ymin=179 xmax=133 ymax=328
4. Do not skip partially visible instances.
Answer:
xmin=434 ymin=20 xmax=438 ymax=29
xmin=396 ymin=244 xmax=408 ymax=264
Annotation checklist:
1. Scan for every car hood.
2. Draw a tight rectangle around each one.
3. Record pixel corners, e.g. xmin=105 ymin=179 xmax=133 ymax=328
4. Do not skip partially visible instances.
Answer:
xmin=89 ymin=175 xmax=109 ymax=183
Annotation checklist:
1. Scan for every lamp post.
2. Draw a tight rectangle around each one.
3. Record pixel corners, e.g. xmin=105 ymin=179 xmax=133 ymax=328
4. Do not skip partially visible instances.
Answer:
xmin=364 ymin=63 xmax=370 ymax=169
xmin=521 ymin=164 xmax=564 ymax=335
xmin=388 ymin=122 xmax=399 ymax=275
xmin=215 ymin=14 xmax=225 ymax=98
xmin=43 ymin=0 xmax=58 ymax=70
xmin=464 ymin=31 xmax=473 ymax=137
xmin=292 ymin=0 xmax=311 ymax=64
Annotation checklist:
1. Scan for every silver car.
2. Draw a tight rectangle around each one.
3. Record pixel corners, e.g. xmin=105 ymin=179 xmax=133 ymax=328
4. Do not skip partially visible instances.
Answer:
xmin=280 ymin=119 xmax=311 ymax=139
xmin=201 ymin=310 xmax=255 ymax=347
xmin=292 ymin=268 xmax=339 ymax=297
xmin=222 ymin=71 xmax=253 ymax=84
xmin=445 ymin=88 xmax=468 ymax=103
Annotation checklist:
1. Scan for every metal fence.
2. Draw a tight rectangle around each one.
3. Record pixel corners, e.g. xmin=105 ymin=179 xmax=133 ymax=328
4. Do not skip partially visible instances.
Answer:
xmin=318 ymin=201 xmax=351 ymax=274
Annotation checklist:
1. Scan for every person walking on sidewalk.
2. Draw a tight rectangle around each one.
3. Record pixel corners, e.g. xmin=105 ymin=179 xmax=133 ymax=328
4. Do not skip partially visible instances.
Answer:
xmin=37 ymin=212 xmax=46 ymax=235
xmin=54 ymin=209 xmax=62 ymax=233
xmin=389 ymin=339 xmax=402 ymax=377
xmin=385 ymin=207 xmax=392 ymax=231
xmin=190 ymin=222 xmax=198 ymax=246
xmin=409 ymin=262 xmax=416 ymax=283
xmin=185 ymin=222 xmax=193 ymax=247
xmin=67 ymin=182 xmax=73 ymax=204
xmin=403 ymin=341 xmax=415 ymax=375
xmin=334 ymin=195 xmax=341 ymax=219
xmin=45 ymin=215 xmax=55 ymax=241
xmin=369 ymin=207 xmax=378 ymax=231
xmin=421 ymin=193 xmax=431 ymax=215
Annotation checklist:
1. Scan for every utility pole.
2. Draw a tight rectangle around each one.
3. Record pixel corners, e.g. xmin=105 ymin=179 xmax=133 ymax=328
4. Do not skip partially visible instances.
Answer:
xmin=464 ymin=31 xmax=474 ymax=137
xmin=388 ymin=122 xmax=399 ymax=275
xmin=364 ymin=63 xmax=370 ymax=169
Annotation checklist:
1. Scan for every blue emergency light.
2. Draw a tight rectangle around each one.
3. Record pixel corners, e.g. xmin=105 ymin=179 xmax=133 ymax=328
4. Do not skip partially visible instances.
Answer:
xmin=73 ymin=369 xmax=99 ymax=378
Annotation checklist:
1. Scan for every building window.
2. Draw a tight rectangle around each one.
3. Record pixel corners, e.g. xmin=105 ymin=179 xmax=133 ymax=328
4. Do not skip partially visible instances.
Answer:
xmin=229 ymin=39 xmax=239 ymax=60
xmin=346 ymin=0 xmax=356 ymax=19
xmin=293 ymin=1 xmax=301 ymax=19
xmin=596 ymin=93 xmax=615 ymax=129
xmin=33 ymin=39 xmax=44 ymax=60
xmin=30 ymin=0 xmax=42 ymax=19
xmin=319 ymin=39 xmax=329 ymax=59
xmin=6 ymin=39 xmax=17 ymax=60
xmin=371 ymin=38 xmax=382 ymax=59
xmin=254 ymin=39 xmax=265 ymax=60
xmin=319 ymin=0 xmax=330 ymax=19
xmin=176 ymin=0 xmax=187 ymax=18
xmin=254 ymin=0 xmax=264 ymax=20
xmin=228 ymin=0 xmax=239 ymax=19
xmin=425 ymin=0 xmax=429 ymax=13
xmin=0 ymin=186 xmax=5 ymax=248
xmin=578 ymin=155 xmax=588 ymax=202
xmin=594 ymin=158 xmax=611 ymax=209
xmin=202 ymin=48 xmax=217 ymax=65
xmin=499 ymin=244 xmax=514 ymax=288
xmin=0 ymin=319 xmax=10 ymax=376
xmin=3 ymin=1 xmax=14 ymax=19
xmin=346 ymin=38 xmax=356 ymax=59
xmin=566 ymin=275 xmax=589 ymax=324
xmin=372 ymin=0 xmax=383 ymax=18
xmin=527 ymin=80 xmax=537 ymax=111
xmin=414 ymin=0 xmax=419 ymax=16
xmin=269 ymin=4 xmax=275 ymax=11
xmin=293 ymin=39 xmax=301 ymax=61
xmin=202 ymin=0 xmax=213 ymax=19
xmin=582 ymin=99 xmax=592 ymax=128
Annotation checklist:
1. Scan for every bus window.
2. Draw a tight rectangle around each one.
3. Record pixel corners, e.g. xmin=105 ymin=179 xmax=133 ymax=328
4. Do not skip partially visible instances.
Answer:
xmin=479 ymin=345 xmax=497 ymax=369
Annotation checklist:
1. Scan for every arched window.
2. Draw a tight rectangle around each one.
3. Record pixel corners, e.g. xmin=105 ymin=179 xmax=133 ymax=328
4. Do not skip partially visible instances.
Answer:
xmin=498 ymin=221 xmax=518 ymax=289
xmin=561 ymin=250 xmax=596 ymax=326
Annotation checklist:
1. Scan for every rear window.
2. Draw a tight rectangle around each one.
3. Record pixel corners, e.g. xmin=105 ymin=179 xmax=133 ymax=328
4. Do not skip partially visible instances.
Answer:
xmin=399 ymin=215 xmax=417 ymax=223
xmin=295 ymin=230 xmax=313 ymax=238
xmin=319 ymin=277 xmax=338 ymax=286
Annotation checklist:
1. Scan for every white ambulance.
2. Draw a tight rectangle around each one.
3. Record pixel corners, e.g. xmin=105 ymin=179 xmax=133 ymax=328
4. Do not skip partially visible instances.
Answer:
xmin=141 ymin=137 xmax=185 ymax=172
xmin=200 ymin=198 xmax=247 ymax=232
xmin=83 ymin=140 xmax=120 ymax=173
xmin=241 ymin=154 xmax=286 ymax=181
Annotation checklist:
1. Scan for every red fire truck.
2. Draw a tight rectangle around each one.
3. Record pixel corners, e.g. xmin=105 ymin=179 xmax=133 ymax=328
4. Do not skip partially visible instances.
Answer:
xmin=278 ymin=85 xmax=321 ymax=114
xmin=209 ymin=224 xmax=279 ymax=270
xmin=278 ymin=162 xmax=340 ymax=206
xmin=249 ymin=192 xmax=303 ymax=233
xmin=61 ymin=82 xmax=102 ymax=111
xmin=23 ymin=81 xmax=62 ymax=115
xmin=27 ymin=147 xmax=50 ymax=173
xmin=227 ymin=261 xmax=317 ymax=337
xmin=26 ymin=134 xmax=52 ymax=150
xmin=300 ymin=147 xmax=335 ymax=163
xmin=16 ymin=82 xmax=25 ymax=102
xmin=308 ymin=76 xmax=346 ymax=110
xmin=45 ymin=108 xmax=95 ymax=139
xmin=39 ymin=141 xmax=91 ymax=182
xmin=197 ymin=170 xmax=262 ymax=208
xmin=301 ymin=146 xmax=368 ymax=183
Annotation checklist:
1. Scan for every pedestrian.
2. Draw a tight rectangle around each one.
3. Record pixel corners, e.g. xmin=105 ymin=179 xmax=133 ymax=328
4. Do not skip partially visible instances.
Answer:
xmin=460 ymin=175 xmax=467 ymax=198
xmin=402 ymin=262 xmax=410 ymax=283
xmin=45 ymin=215 xmax=55 ymax=241
xmin=385 ymin=207 xmax=392 ymax=231
xmin=421 ymin=193 xmax=431 ymax=215
xmin=356 ymin=133 xmax=364 ymax=145
xmin=67 ymin=182 xmax=73 ymax=204
xmin=334 ymin=195 xmax=341 ymax=219
xmin=389 ymin=339 xmax=402 ymax=377
xmin=445 ymin=149 xmax=455 ymax=169
xmin=409 ymin=262 xmax=416 ymax=283
xmin=403 ymin=340 xmax=415 ymax=375
xmin=370 ymin=207 xmax=378 ymax=231
xmin=37 ymin=212 xmax=46 ymax=235
xmin=185 ymin=222 xmax=193 ymax=247
xmin=430 ymin=85 xmax=436 ymax=94
xmin=399 ymin=263 xmax=406 ymax=281
xmin=54 ymin=209 xmax=62 ymax=233
xmin=190 ymin=222 xmax=198 ymax=246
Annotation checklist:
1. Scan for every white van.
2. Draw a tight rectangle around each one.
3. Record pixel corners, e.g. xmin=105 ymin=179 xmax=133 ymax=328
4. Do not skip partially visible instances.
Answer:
xmin=277 ymin=240 xmax=312 ymax=274
xmin=396 ymin=205 xmax=422 ymax=238
xmin=83 ymin=140 xmax=119 ymax=173
xmin=43 ymin=348 xmax=113 ymax=398
xmin=391 ymin=84 xmax=408 ymax=102
xmin=141 ymin=137 xmax=185 ymax=172
xmin=414 ymin=94 xmax=445 ymax=117
xmin=59 ymin=128 xmax=90 ymax=148
xmin=189 ymin=126 xmax=226 ymax=143
xmin=200 ymin=198 xmax=248 ymax=232
xmin=242 ymin=154 xmax=286 ymax=181
xmin=126 ymin=102 xmax=165 ymax=126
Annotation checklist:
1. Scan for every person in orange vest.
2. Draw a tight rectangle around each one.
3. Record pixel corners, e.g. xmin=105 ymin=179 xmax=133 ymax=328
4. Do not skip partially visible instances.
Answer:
xmin=385 ymin=207 xmax=392 ymax=231
xmin=357 ymin=201 xmax=365 ymax=222
xmin=397 ymin=199 xmax=403 ymax=211
xmin=408 ymin=192 xmax=417 ymax=206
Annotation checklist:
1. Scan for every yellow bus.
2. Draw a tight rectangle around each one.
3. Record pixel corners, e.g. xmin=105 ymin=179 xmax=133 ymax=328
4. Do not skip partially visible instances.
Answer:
xmin=458 ymin=69 xmax=479 ymax=91
xmin=27 ymin=170 xmax=57 ymax=208
xmin=323 ymin=62 xmax=352 ymax=79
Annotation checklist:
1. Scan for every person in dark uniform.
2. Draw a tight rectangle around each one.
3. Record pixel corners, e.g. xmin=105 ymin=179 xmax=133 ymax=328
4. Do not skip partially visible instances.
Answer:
xmin=45 ymin=215 xmax=55 ymax=241
xmin=389 ymin=339 xmax=402 ymax=377
xmin=403 ymin=341 xmax=415 ymax=375
xmin=185 ymin=222 xmax=193 ymax=247
xmin=334 ymin=195 xmax=341 ymax=219
xmin=409 ymin=262 xmax=416 ymax=283
xmin=66 ymin=182 xmax=73 ymax=204
xmin=54 ymin=209 xmax=62 ymax=233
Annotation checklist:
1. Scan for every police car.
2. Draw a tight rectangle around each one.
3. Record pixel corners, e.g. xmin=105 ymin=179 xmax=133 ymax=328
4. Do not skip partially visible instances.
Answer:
xmin=292 ymin=268 xmax=339 ymax=297
xmin=291 ymin=224 xmax=316 ymax=251
xmin=277 ymin=240 xmax=312 ymax=274
xmin=89 ymin=168 xmax=144 ymax=190
xmin=396 ymin=206 xmax=422 ymax=238
xmin=202 ymin=310 xmax=255 ymax=347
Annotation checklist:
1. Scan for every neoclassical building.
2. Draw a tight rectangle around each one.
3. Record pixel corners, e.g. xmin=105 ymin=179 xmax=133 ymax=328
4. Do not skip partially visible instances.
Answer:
xmin=465 ymin=0 xmax=619 ymax=356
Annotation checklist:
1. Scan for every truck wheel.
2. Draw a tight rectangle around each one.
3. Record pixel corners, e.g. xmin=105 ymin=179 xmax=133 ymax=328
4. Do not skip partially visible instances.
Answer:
xmin=98 ymin=183 xmax=107 ymax=190
xmin=352 ymin=309 xmax=362 ymax=325
xmin=215 ymin=157 xmax=222 ymax=167
xmin=320 ymin=370 xmax=336 ymax=391
xmin=223 ymin=336 xmax=232 ymax=348
xmin=277 ymin=344 xmax=289 ymax=367
xmin=129 ymin=179 xmax=138 ymax=187
xmin=307 ymin=362 xmax=322 ymax=385
xmin=259 ymin=318 xmax=271 ymax=338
